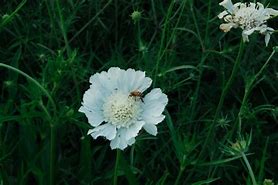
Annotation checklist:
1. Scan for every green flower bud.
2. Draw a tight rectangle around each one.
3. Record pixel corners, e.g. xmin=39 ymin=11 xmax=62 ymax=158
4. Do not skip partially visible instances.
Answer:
xmin=263 ymin=179 xmax=274 ymax=185
xmin=130 ymin=11 xmax=142 ymax=23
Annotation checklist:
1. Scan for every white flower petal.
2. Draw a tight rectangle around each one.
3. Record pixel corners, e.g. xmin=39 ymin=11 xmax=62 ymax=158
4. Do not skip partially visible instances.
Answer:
xmin=219 ymin=0 xmax=234 ymax=13
xmin=142 ymin=88 xmax=168 ymax=125
xmin=143 ymin=124 xmax=158 ymax=136
xmin=79 ymin=87 xmax=105 ymax=127
xmin=143 ymin=114 xmax=165 ymax=126
xmin=138 ymin=77 xmax=152 ymax=92
xmin=218 ymin=11 xmax=229 ymax=19
xmin=81 ymin=88 xmax=104 ymax=111
xmin=79 ymin=106 xmax=104 ymax=127
xmin=265 ymin=33 xmax=271 ymax=47
xmin=125 ymin=121 xmax=145 ymax=140
xmin=143 ymin=88 xmax=168 ymax=116
xmin=127 ymin=137 xmax=136 ymax=145
xmin=220 ymin=23 xmax=236 ymax=32
xmin=243 ymin=28 xmax=256 ymax=36
xmin=265 ymin=8 xmax=278 ymax=16
xmin=118 ymin=68 xmax=152 ymax=93
xmin=89 ymin=67 xmax=123 ymax=94
xmin=110 ymin=129 xmax=129 ymax=150
xmin=242 ymin=32 xmax=249 ymax=42
xmin=256 ymin=3 xmax=264 ymax=9
xmin=88 ymin=123 xmax=116 ymax=140
xmin=125 ymin=68 xmax=137 ymax=91
xmin=109 ymin=121 xmax=144 ymax=150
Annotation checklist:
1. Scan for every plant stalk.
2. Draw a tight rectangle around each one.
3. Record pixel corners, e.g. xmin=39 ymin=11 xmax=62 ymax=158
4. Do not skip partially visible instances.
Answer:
xmin=241 ymin=152 xmax=257 ymax=185
xmin=113 ymin=149 xmax=121 ymax=185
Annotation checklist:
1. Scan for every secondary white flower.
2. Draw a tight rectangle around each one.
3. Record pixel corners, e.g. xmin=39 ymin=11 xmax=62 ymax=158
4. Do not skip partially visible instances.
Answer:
xmin=79 ymin=67 xmax=168 ymax=150
xmin=218 ymin=0 xmax=278 ymax=46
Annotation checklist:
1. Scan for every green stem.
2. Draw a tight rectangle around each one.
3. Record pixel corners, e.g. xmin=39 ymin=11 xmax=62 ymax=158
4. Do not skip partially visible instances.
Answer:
xmin=153 ymin=0 xmax=175 ymax=86
xmin=199 ymin=39 xmax=245 ymax=157
xmin=238 ymin=49 xmax=275 ymax=134
xmin=189 ymin=0 xmax=210 ymax=119
xmin=69 ymin=0 xmax=113 ymax=43
xmin=204 ymin=0 xmax=212 ymax=46
xmin=241 ymin=152 xmax=257 ymax=185
xmin=56 ymin=0 xmax=70 ymax=57
xmin=189 ymin=55 xmax=208 ymax=120
xmin=0 ymin=0 xmax=27 ymax=30
xmin=0 ymin=63 xmax=56 ymax=114
xmin=174 ymin=166 xmax=185 ymax=185
xmin=214 ymin=40 xmax=245 ymax=121
xmin=153 ymin=1 xmax=187 ymax=86
xmin=0 ymin=63 xmax=57 ymax=185
xmin=50 ymin=124 xmax=56 ymax=185
xmin=113 ymin=149 xmax=120 ymax=185
xmin=209 ymin=49 xmax=276 ymax=178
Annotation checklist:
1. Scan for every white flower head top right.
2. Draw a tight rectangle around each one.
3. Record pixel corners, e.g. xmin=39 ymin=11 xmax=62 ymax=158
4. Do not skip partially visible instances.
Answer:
xmin=218 ymin=0 xmax=278 ymax=46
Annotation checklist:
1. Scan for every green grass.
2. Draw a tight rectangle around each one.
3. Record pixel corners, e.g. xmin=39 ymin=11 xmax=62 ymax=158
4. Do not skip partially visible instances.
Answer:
xmin=0 ymin=0 xmax=278 ymax=184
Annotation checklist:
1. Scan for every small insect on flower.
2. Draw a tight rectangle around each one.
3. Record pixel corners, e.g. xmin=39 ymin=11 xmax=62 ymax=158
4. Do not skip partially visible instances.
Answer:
xmin=129 ymin=90 xmax=144 ymax=103
xmin=79 ymin=67 xmax=168 ymax=150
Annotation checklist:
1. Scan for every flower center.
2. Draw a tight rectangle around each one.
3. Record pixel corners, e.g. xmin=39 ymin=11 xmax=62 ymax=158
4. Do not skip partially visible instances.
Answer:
xmin=234 ymin=4 xmax=265 ymax=30
xmin=103 ymin=92 xmax=142 ymax=128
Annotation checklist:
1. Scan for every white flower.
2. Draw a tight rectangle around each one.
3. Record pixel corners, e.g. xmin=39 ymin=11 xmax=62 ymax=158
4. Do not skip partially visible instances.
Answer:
xmin=79 ymin=67 xmax=168 ymax=150
xmin=218 ymin=0 xmax=278 ymax=46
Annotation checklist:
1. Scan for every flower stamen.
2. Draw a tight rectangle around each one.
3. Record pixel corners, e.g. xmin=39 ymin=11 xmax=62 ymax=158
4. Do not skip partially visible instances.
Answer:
xmin=103 ymin=92 xmax=142 ymax=128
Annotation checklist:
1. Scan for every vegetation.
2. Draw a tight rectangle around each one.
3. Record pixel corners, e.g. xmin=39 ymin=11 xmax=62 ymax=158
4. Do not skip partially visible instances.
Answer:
xmin=0 ymin=0 xmax=277 ymax=184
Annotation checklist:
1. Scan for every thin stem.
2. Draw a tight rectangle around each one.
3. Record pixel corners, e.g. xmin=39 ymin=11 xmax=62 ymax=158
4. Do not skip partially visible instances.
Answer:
xmin=153 ymin=0 xmax=175 ymax=86
xmin=209 ymin=49 xmax=275 ymax=178
xmin=69 ymin=0 xmax=113 ymax=43
xmin=0 ymin=63 xmax=56 ymax=114
xmin=50 ymin=124 xmax=56 ymax=185
xmin=241 ymin=152 xmax=257 ymax=185
xmin=238 ymin=50 xmax=275 ymax=133
xmin=204 ymin=0 xmax=212 ymax=46
xmin=199 ymin=39 xmax=245 ymax=157
xmin=153 ymin=1 xmax=187 ymax=86
xmin=114 ymin=0 xmax=118 ymax=45
xmin=0 ymin=0 xmax=27 ymax=30
xmin=174 ymin=166 xmax=185 ymax=185
xmin=56 ymin=0 xmax=70 ymax=57
xmin=189 ymin=55 xmax=208 ymax=120
xmin=189 ymin=0 xmax=211 ymax=120
xmin=113 ymin=149 xmax=120 ymax=185
xmin=0 ymin=63 xmax=57 ymax=185
xmin=214 ymin=40 xmax=245 ymax=121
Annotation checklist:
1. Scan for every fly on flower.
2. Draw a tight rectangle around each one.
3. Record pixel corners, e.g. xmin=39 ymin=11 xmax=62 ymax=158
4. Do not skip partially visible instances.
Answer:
xmin=129 ymin=90 xmax=144 ymax=102
xmin=218 ymin=0 xmax=278 ymax=46
xmin=79 ymin=67 xmax=168 ymax=150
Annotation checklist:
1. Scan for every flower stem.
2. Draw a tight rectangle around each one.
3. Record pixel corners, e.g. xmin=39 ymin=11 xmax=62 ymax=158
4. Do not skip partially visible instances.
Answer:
xmin=202 ymin=46 xmax=276 ymax=180
xmin=214 ymin=39 xmax=245 ymax=122
xmin=237 ymin=49 xmax=276 ymax=133
xmin=199 ymin=39 xmax=245 ymax=157
xmin=50 ymin=124 xmax=55 ymax=185
xmin=174 ymin=166 xmax=185 ymax=185
xmin=113 ymin=149 xmax=120 ymax=185
xmin=241 ymin=152 xmax=257 ymax=185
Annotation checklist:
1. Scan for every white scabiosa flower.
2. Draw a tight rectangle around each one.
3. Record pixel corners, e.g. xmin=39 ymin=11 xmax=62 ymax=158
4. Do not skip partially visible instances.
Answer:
xmin=218 ymin=0 xmax=278 ymax=46
xmin=79 ymin=67 xmax=168 ymax=150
